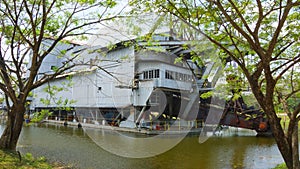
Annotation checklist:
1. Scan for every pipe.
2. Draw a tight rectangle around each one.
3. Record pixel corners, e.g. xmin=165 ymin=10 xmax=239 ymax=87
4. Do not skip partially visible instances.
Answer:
xmin=135 ymin=106 xmax=146 ymax=125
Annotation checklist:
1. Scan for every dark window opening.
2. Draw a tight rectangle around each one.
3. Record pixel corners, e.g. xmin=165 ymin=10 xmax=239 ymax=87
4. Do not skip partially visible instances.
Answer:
xmin=149 ymin=70 xmax=153 ymax=79
xmin=144 ymin=69 xmax=160 ymax=80
xmin=144 ymin=71 xmax=148 ymax=79
xmin=154 ymin=69 xmax=160 ymax=78
xmin=165 ymin=70 xmax=193 ymax=82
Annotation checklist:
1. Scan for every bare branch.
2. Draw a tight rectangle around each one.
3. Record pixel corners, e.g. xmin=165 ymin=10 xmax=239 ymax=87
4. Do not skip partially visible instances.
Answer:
xmin=213 ymin=0 xmax=265 ymax=58
xmin=284 ymin=89 xmax=300 ymax=101
xmin=166 ymin=0 xmax=189 ymax=23
xmin=276 ymin=90 xmax=292 ymax=117
xmin=267 ymin=1 xmax=293 ymax=56
xmin=272 ymin=41 xmax=295 ymax=60
xmin=274 ymin=55 xmax=300 ymax=82
xmin=228 ymin=0 xmax=254 ymax=38
xmin=24 ymin=0 xmax=37 ymax=44
xmin=253 ymin=0 xmax=263 ymax=38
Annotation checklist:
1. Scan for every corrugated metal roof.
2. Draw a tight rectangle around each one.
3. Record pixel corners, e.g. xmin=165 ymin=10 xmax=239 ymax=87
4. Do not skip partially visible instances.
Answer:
xmin=87 ymin=14 xmax=171 ymax=47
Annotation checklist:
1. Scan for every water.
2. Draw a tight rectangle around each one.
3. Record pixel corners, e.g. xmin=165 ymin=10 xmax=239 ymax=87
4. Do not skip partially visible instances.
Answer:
xmin=1 ymin=124 xmax=283 ymax=169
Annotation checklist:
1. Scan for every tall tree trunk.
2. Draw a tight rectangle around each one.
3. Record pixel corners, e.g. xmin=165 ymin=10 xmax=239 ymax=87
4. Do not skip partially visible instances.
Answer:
xmin=269 ymin=114 xmax=293 ymax=169
xmin=262 ymin=99 xmax=294 ymax=169
xmin=292 ymin=122 xmax=300 ymax=169
xmin=0 ymin=104 xmax=25 ymax=151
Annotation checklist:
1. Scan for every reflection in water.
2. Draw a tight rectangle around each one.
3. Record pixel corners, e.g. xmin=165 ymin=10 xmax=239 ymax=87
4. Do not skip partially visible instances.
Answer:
xmin=84 ymin=127 xmax=191 ymax=158
xmin=0 ymin=124 xmax=283 ymax=169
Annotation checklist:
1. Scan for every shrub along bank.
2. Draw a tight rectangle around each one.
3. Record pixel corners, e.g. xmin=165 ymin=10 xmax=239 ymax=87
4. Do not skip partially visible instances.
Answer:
xmin=0 ymin=149 xmax=71 ymax=169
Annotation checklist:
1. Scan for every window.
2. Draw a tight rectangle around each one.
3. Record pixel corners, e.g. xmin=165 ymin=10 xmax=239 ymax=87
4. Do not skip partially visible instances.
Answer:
xmin=165 ymin=70 xmax=173 ymax=79
xmin=183 ymin=74 xmax=187 ymax=81
xmin=165 ymin=70 xmax=193 ymax=82
xmin=144 ymin=69 xmax=160 ymax=80
xmin=179 ymin=73 xmax=183 ymax=81
xmin=170 ymin=71 xmax=174 ymax=79
xmin=165 ymin=71 xmax=169 ymax=79
xmin=189 ymin=75 xmax=193 ymax=81
xmin=149 ymin=70 xmax=153 ymax=79
xmin=154 ymin=69 xmax=159 ymax=78
xmin=144 ymin=71 xmax=148 ymax=79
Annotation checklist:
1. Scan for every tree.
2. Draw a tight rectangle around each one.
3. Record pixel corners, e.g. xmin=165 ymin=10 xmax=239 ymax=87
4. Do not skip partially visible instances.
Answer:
xmin=0 ymin=0 xmax=123 ymax=151
xmin=129 ymin=0 xmax=300 ymax=168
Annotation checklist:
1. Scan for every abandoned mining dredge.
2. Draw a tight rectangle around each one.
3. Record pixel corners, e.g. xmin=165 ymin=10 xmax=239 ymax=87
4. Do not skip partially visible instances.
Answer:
xmin=28 ymin=35 xmax=271 ymax=136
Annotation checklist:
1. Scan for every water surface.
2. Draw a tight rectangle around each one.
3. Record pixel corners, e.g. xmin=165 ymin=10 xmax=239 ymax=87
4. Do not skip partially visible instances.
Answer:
xmin=0 ymin=124 xmax=283 ymax=169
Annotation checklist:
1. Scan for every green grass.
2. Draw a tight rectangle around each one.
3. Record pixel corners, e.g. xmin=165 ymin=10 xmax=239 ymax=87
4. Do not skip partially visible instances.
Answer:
xmin=0 ymin=149 xmax=70 ymax=169
xmin=273 ymin=163 xmax=287 ymax=169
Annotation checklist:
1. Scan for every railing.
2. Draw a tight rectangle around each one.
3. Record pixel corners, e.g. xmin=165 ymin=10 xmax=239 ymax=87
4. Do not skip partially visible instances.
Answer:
xmin=138 ymin=120 xmax=204 ymax=131
xmin=48 ymin=114 xmax=205 ymax=131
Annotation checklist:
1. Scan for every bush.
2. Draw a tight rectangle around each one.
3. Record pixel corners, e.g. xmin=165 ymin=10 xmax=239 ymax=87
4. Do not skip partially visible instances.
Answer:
xmin=0 ymin=150 xmax=52 ymax=169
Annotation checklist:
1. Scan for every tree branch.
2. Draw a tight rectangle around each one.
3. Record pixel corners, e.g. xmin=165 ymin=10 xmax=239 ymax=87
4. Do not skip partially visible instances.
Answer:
xmin=267 ymin=1 xmax=293 ymax=56
xmin=293 ymin=102 xmax=300 ymax=121
xmin=228 ymin=0 xmax=254 ymax=37
xmin=272 ymin=41 xmax=295 ymax=61
xmin=274 ymin=55 xmax=300 ymax=82
xmin=213 ymin=0 xmax=265 ymax=58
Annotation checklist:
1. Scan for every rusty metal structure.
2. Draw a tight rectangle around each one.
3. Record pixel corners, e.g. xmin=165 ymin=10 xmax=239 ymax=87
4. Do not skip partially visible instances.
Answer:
xmin=199 ymin=93 xmax=272 ymax=135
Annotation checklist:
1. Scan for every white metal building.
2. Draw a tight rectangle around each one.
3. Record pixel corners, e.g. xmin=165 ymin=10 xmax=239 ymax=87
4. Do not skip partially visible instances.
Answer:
xmin=30 ymin=34 xmax=217 ymax=128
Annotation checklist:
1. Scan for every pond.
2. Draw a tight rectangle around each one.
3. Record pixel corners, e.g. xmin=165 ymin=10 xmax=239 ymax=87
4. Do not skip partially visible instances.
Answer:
xmin=1 ymin=124 xmax=283 ymax=169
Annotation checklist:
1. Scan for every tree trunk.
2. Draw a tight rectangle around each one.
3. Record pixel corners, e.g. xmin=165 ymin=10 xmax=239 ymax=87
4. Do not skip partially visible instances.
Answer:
xmin=292 ymin=122 xmax=300 ymax=169
xmin=261 ymin=99 xmax=294 ymax=169
xmin=0 ymin=104 xmax=25 ymax=151
xmin=269 ymin=115 xmax=293 ymax=169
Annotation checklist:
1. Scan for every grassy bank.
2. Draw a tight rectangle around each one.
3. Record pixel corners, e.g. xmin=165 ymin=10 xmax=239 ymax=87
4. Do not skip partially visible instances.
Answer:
xmin=0 ymin=149 xmax=70 ymax=169
xmin=273 ymin=163 xmax=287 ymax=169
